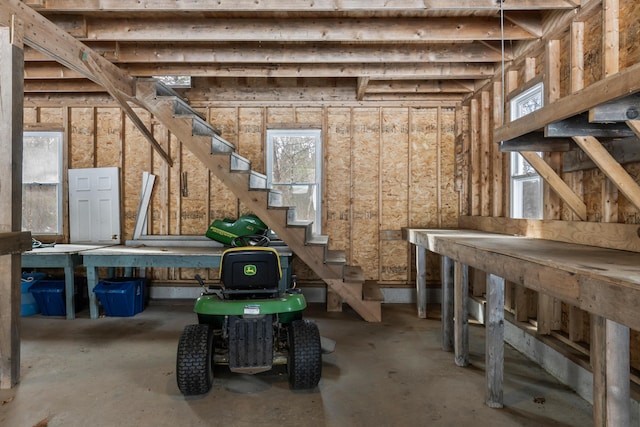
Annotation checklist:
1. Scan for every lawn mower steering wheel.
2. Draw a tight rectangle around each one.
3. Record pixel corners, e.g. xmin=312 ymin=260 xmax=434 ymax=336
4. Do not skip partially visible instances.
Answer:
xmin=230 ymin=234 xmax=271 ymax=247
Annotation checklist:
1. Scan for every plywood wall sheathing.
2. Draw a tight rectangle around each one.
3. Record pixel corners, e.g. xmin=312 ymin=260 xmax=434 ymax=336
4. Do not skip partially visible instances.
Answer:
xmin=620 ymin=0 xmax=640 ymax=69
xmin=440 ymin=108 xmax=458 ymax=227
xmin=69 ymin=107 xmax=94 ymax=168
xmin=584 ymin=10 xmax=603 ymax=87
xmin=95 ymin=107 xmax=121 ymax=168
xmin=380 ymin=108 xmax=409 ymax=282
xmin=325 ymin=108 xmax=352 ymax=255
xmin=208 ymin=107 xmax=239 ymax=222
xmin=351 ymin=108 xmax=380 ymax=281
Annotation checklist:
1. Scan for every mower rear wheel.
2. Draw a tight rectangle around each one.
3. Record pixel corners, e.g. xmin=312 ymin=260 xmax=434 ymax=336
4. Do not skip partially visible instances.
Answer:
xmin=288 ymin=319 xmax=322 ymax=390
xmin=176 ymin=324 xmax=214 ymax=396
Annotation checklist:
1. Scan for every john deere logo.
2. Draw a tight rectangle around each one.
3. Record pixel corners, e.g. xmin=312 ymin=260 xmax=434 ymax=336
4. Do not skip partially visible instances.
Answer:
xmin=244 ymin=265 xmax=257 ymax=276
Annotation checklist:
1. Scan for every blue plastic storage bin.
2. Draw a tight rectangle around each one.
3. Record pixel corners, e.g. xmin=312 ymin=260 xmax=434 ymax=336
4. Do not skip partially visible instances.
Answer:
xmin=94 ymin=278 xmax=146 ymax=317
xmin=30 ymin=280 xmax=66 ymax=316
xmin=21 ymin=272 xmax=47 ymax=316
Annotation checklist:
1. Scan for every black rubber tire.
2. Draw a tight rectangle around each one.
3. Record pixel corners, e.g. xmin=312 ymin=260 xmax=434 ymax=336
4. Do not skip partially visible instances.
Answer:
xmin=288 ymin=319 xmax=322 ymax=390
xmin=176 ymin=324 xmax=214 ymax=396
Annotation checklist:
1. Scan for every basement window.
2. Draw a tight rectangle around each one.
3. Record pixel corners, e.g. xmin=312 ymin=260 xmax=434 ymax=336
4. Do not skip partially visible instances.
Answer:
xmin=510 ymin=83 xmax=544 ymax=219
xmin=22 ymin=131 xmax=63 ymax=235
xmin=266 ymin=129 xmax=322 ymax=234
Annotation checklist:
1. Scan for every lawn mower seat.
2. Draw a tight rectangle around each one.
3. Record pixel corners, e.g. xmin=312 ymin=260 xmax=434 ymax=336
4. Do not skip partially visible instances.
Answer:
xmin=219 ymin=247 xmax=282 ymax=299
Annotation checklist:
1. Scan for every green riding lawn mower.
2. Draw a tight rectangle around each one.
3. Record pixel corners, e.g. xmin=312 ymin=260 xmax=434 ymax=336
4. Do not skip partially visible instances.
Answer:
xmin=176 ymin=215 xmax=323 ymax=396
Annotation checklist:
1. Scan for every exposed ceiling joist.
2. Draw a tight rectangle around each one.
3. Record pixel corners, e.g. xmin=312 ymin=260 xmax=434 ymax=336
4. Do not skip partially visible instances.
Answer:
xmin=49 ymin=17 xmax=538 ymax=42
xmin=28 ymin=0 xmax=579 ymax=12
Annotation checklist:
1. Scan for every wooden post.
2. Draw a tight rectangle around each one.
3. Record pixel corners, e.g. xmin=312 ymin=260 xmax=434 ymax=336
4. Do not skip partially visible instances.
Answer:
xmin=454 ymin=261 xmax=469 ymax=367
xmin=0 ymin=21 xmax=24 ymax=389
xmin=591 ymin=315 xmax=630 ymax=426
xmin=415 ymin=245 xmax=427 ymax=319
xmin=441 ymin=256 xmax=454 ymax=352
xmin=486 ymin=274 xmax=505 ymax=409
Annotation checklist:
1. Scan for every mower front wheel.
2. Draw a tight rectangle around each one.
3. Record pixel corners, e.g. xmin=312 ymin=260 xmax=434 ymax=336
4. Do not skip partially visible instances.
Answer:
xmin=176 ymin=324 xmax=214 ymax=396
xmin=288 ymin=319 xmax=322 ymax=390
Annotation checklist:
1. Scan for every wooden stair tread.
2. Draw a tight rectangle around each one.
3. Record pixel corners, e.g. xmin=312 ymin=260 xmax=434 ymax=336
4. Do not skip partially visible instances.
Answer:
xmin=343 ymin=265 xmax=364 ymax=282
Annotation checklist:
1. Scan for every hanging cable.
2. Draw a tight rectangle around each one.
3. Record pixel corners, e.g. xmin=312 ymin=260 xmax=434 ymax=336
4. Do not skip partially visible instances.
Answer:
xmin=500 ymin=0 xmax=505 ymax=126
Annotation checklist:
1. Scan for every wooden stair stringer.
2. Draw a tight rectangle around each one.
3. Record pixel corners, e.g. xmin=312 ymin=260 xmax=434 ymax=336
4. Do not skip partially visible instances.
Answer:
xmin=324 ymin=278 xmax=382 ymax=322
xmin=134 ymin=79 xmax=381 ymax=321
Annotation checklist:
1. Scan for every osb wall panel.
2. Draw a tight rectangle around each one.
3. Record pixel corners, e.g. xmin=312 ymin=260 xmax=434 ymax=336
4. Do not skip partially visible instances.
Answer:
xmin=209 ymin=107 xmax=239 ymax=222
xmin=583 ymin=10 xmax=603 ymax=88
xmin=27 ymin=103 xmax=459 ymax=287
xmin=620 ymin=0 xmax=640 ymax=70
xmin=95 ymin=108 xmax=121 ymax=168
xmin=380 ymin=108 xmax=409 ymax=281
xmin=559 ymin=33 xmax=572 ymax=99
xmin=70 ymin=108 xmax=94 ymax=169
xmin=351 ymin=108 xmax=380 ymax=280
xmin=440 ymin=107 xmax=458 ymax=227
xmin=325 ymin=108 xmax=352 ymax=254
xmin=122 ymin=110 xmax=152 ymax=237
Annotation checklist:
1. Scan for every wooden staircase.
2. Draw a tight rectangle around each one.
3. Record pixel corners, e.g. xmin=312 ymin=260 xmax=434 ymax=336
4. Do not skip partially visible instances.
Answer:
xmin=134 ymin=78 xmax=382 ymax=322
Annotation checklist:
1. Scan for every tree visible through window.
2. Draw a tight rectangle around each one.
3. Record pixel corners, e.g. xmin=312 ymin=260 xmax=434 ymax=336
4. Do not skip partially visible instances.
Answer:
xmin=22 ymin=131 xmax=63 ymax=234
xmin=266 ymin=129 xmax=322 ymax=234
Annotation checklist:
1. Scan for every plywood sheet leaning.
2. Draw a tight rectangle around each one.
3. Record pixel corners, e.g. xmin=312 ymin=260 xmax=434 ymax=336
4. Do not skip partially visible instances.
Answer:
xmin=123 ymin=108 xmax=152 ymax=239
xmin=380 ymin=108 xmax=409 ymax=282
xmin=351 ymin=108 xmax=380 ymax=280
xmin=69 ymin=107 xmax=95 ymax=169
xmin=325 ymin=108 xmax=351 ymax=255
xmin=440 ymin=107 xmax=459 ymax=227
xmin=208 ymin=107 xmax=238 ymax=222
xmin=95 ymin=107 xmax=122 ymax=167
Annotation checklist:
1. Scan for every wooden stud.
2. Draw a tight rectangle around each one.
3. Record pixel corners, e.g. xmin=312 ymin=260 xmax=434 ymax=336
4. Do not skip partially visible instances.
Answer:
xmin=480 ymin=91 xmax=491 ymax=217
xmin=491 ymin=81 xmax=504 ymax=217
xmin=470 ymin=98 xmax=480 ymax=216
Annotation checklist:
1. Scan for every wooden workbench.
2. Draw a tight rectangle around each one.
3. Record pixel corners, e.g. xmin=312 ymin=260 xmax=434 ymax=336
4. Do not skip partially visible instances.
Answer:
xmin=22 ymin=244 xmax=107 ymax=320
xmin=80 ymin=245 xmax=293 ymax=319
xmin=405 ymin=228 xmax=640 ymax=426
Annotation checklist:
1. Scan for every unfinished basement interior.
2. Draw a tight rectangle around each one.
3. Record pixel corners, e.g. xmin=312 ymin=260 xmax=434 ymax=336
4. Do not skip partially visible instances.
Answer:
xmin=1 ymin=0 xmax=640 ymax=426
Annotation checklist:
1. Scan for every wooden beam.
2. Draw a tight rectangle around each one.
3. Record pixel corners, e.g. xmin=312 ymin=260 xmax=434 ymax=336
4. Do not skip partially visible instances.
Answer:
xmin=485 ymin=273 xmax=505 ymax=408
xmin=454 ymin=261 xmax=469 ymax=367
xmin=504 ymin=11 xmax=543 ymax=38
xmin=494 ymin=60 xmax=640 ymax=143
xmin=69 ymin=17 xmax=538 ymax=42
xmin=498 ymin=135 xmax=573 ymax=152
xmin=366 ymin=80 xmax=474 ymax=94
xmin=356 ymin=77 xmax=369 ymax=101
xmin=31 ymin=0 xmax=581 ymax=12
xmin=458 ymin=215 xmax=640 ymax=253
xmin=563 ymin=136 xmax=640 ymax=173
xmin=518 ymin=151 xmax=587 ymax=220
xmin=573 ymin=135 xmax=640 ymax=213
xmin=0 ymin=232 xmax=33 ymax=255
xmin=590 ymin=94 xmax=640 ymax=122
xmin=0 ymin=22 xmax=24 ymax=390
xmin=28 ymin=61 xmax=498 ymax=79
xmin=0 ymin=0 xmax=133 ymax=95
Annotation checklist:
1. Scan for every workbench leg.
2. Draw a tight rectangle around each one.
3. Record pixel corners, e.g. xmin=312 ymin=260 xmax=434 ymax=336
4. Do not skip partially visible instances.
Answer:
xmin=416 ymin=246 xmax=427 ymax=318
xmin=486 ymin=274 xmax=504 ymax=408
xmin=591 ymin=315 xmax=630 ymax=426
xmin=441 ymin=256 xmax=454 ymax=352
xmin=454 ymin=261 xmax=469 ymax=367
xmin=63 ymin=266 xmax=76 ymax=320
xmin=86 ymin=266 xmax=100 ymax=319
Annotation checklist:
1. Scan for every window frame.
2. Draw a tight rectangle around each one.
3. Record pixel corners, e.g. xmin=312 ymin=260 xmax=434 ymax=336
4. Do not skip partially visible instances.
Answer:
xmin=22 ymin=130 xmax=64 ymax=236
xmin=265 ymin=128 xmax=322 ymax=234
xmin=509 ymin=82 xmax=544 ymax=219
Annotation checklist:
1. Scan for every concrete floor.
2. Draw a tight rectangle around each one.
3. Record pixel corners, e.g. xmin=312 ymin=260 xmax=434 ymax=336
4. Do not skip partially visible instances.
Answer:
xmin=0 ymin=302 xmax=592 ymax=427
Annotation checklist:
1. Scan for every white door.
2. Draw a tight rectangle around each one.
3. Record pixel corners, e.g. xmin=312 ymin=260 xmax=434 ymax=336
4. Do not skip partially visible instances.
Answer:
xmin=68 ymin=167 xmax=121 ymax=244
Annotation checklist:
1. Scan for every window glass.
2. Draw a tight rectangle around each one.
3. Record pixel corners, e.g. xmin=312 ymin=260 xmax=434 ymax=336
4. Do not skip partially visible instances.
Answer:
xmin=510 ymin=83 xmax=544 ymax=219
xmin=22 ymin=131 xmax=63 ymax=234
xmin=266 ymin=129 xmax=322 ymax=234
